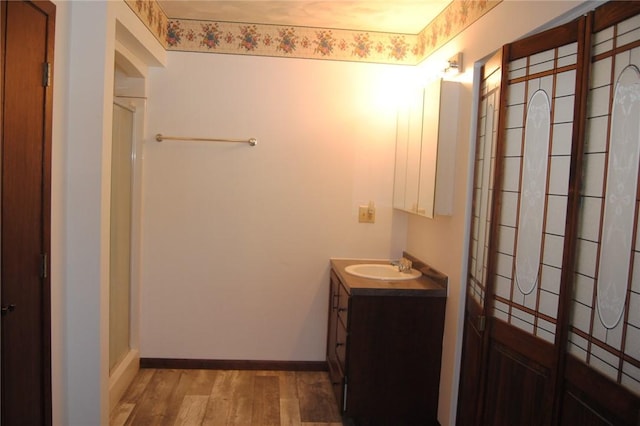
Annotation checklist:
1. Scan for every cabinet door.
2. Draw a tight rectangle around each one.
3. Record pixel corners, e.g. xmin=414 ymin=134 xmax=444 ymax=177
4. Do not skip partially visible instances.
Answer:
xmin=393 ymin=102 xmax=410 ymax=209
xmin=393 ymin=88 xmax=424 ymax=212
xmin=326 ymin=272 xmax=343 ymax=406
xmin=345 ymin=295 xmax=444 ymax=424
xmin=432 ymin=80 xmax=460 ymax=216
xmin=417 ymin=78 xmax=441 ymax=217
xmin=419 ymin=79 xmax=461 ymax=217
xmin=393 ymin=80 xmax=460 ymax=218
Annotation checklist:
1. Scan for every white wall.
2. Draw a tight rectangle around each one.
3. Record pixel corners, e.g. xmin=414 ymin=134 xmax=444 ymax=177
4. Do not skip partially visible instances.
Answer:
xmin=63 ymin=2 xmax=115 ymax=424
xmin=141 ymin=53 xmax=411 ymax=360
xmin=50 ymin=1 xmax=164 ymax=424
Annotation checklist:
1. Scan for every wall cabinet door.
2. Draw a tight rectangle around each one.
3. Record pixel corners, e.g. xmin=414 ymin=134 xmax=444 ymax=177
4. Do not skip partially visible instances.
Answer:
xmin=393 ymin=79 xmax=460 ymax=218
xmin=393 ymin=87 xmax=424 ymax=213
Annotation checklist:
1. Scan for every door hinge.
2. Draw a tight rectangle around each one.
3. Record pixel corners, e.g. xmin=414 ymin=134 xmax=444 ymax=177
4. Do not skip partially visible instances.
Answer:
xmin=43 ymin=62 xmax=51 ymax=87
xmin=40 ymin=253 xmax=48 ymax=279
xmin=478 ymin=315 xmax=486 ymax=332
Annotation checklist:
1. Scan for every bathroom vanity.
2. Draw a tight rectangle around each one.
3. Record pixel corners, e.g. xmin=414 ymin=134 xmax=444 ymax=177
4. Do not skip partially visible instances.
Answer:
xmin=327 ymin=257 xmax=447 ymax=425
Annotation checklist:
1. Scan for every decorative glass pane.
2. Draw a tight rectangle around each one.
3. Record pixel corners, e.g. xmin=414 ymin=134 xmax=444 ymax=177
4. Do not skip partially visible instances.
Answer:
xmin=475 ymin=103 xmax=495 ymax=281
xmin=597 ymin=65 xmax=640 ymax=329
xmin=515 ymin=90 xmax=551 ymax=295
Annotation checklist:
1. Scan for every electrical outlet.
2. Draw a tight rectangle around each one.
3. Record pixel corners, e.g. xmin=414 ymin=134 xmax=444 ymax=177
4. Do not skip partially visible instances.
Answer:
xmin=358 ymin=205 xmax=375 ymax=223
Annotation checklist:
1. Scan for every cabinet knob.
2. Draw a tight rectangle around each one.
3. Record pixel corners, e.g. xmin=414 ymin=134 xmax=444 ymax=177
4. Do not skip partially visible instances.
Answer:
xmin=336 ymin=342 xmax=344 ymax=347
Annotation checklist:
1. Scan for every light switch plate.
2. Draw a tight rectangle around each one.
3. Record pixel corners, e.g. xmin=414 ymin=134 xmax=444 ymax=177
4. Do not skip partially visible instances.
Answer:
xmin=358 ymin=206 xmax=375 ymax=223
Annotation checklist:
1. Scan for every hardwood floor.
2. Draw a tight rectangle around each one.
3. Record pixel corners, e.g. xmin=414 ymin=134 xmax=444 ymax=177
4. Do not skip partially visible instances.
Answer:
xmin=110 ymin=369 xmax=344 ymax=426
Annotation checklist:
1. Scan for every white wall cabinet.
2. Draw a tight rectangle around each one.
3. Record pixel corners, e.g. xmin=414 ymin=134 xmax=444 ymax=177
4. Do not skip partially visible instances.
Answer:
xmin=393 ymin=79 xmax=460 ymax=218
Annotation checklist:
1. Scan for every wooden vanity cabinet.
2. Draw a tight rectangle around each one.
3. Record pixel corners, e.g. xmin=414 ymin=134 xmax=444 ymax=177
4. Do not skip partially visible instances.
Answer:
xmin=326 ymin=269 xmax=446 ymax=425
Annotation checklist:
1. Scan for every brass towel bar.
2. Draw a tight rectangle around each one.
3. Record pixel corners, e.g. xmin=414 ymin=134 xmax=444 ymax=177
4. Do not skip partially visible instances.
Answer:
xmin=155 ymin=133 xmax=257 ymax=146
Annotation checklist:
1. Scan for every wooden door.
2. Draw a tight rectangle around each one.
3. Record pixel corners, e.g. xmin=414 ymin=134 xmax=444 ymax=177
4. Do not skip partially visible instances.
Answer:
xmin=458 ymin=16 xmax=589 ymax=425
xmin=561 ymin=3 xmax=640 ymax=424
xmin=457 ymin=49 xmax=503 ymax=426
xmin=0 ymin=1 xmax=54 ymax=425
xmin=459 ymin=3 xmax=640 ymax=425
xmin=481 ymin=18 xmax=588 ymax=424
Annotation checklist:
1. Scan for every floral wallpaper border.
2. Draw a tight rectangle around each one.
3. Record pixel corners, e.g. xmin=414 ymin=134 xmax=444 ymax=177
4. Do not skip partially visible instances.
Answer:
xmin=125 ymin=0 xmax=501 ymax=65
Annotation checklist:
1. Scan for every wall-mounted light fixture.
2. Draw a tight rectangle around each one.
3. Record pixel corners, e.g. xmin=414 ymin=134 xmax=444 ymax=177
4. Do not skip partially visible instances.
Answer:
xmin=444 ymin=52 xmax=463 ymax=76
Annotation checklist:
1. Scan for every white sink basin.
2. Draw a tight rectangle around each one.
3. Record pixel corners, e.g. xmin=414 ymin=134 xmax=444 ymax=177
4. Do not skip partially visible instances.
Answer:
xmin=344 ymin=264 xmax=422 ymax=281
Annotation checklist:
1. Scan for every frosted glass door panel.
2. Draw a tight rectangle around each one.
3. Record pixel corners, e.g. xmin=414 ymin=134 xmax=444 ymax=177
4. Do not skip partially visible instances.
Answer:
xmin=569 ymin=13 xmax=640 ymax=393
xmin=468 ymin=62 xmax=501 ymax=309
xmin=492 ymin=42 xmax=578 ymax=343
xmin=597 ymin=65 xmax=640 ymax=330
xmin=515 ymin=90 xmax=550 ymax=296
xmin=110 ymin=103 xmax=133 ymax=373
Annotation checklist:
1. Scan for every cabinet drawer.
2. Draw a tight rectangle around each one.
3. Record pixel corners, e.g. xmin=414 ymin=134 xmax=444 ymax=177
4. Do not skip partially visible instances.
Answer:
xmin=336 ymin=321 xmax=348 ymax=371
xmin=327 ymin=357 xmax=345 ymax=411
xmin=338 ymin=283 xmax=349 ymax=325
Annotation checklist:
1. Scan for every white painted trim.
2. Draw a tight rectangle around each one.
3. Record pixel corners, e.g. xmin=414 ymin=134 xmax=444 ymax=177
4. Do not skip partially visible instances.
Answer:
xmin=108 ymin=349 xmax=140 ymax=412
xmin=113 ymin=1 xmax=166 ymax=68
xmin=448 ymin=60 xmax=483 ymax=426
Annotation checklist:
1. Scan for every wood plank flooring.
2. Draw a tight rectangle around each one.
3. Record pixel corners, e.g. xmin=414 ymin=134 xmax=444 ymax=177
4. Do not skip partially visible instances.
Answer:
xmin=110 ymin=369 xmax=344 ymax=426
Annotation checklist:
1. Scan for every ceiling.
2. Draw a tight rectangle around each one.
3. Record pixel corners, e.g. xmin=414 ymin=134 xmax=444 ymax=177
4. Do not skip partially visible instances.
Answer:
xmin=157 ymin=0 xmax=451 ymax=34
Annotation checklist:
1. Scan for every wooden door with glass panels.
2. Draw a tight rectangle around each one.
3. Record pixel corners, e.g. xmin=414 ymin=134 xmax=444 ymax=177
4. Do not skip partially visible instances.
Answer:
xmin=457 ymin=49 xmax=502 ymax=426
xmin=482 ymin=19 xmax=586 ymax=424
xmin=458 ymin=16 xmax=588 ymax=425
xmin=459 ymin=2 xmax=640 ymax=425
xmin=562 ymin=3 xmax=640 ymax=424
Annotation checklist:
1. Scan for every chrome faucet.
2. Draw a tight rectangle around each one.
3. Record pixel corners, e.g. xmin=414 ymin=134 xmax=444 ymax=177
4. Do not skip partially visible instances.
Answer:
xmin=391 ymin=257 xmax=413 ymax=273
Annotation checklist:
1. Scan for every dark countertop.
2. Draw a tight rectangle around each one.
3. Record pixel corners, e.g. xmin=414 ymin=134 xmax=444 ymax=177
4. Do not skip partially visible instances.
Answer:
xmin=330 ymin=258 xmax=447 ymax=297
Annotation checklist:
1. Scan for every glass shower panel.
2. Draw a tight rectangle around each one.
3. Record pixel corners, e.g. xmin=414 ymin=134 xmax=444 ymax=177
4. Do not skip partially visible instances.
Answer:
xmin=109 ymin=103 xmax=134 ymax=373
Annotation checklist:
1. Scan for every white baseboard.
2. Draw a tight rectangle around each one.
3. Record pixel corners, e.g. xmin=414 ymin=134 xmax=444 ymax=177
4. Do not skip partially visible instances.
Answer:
xmin=109 ymin=349 xmax=140 ymax=412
